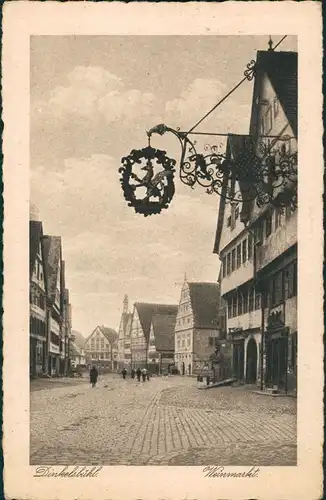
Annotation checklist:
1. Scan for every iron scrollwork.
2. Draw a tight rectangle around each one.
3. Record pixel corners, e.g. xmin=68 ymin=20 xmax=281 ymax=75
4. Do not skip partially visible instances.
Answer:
xmin=119 ymin=146 xmax=176 ymax=216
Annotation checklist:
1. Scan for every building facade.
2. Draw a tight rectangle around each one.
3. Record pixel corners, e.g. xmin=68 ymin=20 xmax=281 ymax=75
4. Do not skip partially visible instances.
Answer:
xmin=117 ymin=295 xmax=133 ymax=371
xmin=147 ymin=310 xmax=177 ymax=375
xmin=42 ymin=235 xmax=64 ymax=376
xmin=130 ymin=303 xmax=178 ymax=370
xmin=29 ymin=221 xmax=48 ymax=377
xmin=84 ymin=325 xmax=118 ymax=371
xmin=174 ymin=279 xmax=221 ymax=376
xmin=213 ymin=49 xmax=297 ymax=392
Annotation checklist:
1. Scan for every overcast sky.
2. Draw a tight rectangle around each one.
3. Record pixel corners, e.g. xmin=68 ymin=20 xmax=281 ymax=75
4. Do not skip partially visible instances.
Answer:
xmin=30 ymin=35 xmax=297 ymax=336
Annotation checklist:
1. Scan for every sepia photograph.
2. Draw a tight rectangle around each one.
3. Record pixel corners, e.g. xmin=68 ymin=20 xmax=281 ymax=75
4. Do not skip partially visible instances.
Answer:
xmin=29 ymin=34 xmax=298 ymax=467
xmin=3 ymin=3 xmax=323 ymax=500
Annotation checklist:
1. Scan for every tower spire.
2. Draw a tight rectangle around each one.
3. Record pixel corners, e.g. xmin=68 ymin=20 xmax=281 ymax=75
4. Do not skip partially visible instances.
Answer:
xmin=268 ymin=35 xmax=274 ymax=51
xmin=123 ymin=294 xmax=128 ymax=313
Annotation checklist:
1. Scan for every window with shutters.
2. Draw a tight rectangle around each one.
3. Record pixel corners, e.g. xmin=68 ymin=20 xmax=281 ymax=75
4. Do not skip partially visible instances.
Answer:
xmin=231 ymin=249 xmax=236 ymax=272
xmin=236 ymin=244 xmax=241 ymax=268
xmin=242 ymin=239 xmax=247 ymax=263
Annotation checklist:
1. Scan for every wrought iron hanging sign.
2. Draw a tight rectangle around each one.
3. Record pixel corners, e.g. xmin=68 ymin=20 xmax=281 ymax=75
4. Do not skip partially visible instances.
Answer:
xmin=119 ymin=143 xmax=176 ymax=216
xmin=120 ymin=40 xmax=297 ymax=216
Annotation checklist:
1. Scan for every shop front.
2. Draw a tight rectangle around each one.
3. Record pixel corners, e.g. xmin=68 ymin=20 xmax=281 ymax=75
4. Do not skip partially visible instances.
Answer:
xmin=264 ymin=305 xmax=289 ymax=392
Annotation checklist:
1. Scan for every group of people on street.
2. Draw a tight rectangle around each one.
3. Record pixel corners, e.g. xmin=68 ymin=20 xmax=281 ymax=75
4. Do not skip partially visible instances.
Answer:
xmin=126 ymin=367 xmax=150 ymax=382
xmin=89 ymin=365 xmax=151 ymax=388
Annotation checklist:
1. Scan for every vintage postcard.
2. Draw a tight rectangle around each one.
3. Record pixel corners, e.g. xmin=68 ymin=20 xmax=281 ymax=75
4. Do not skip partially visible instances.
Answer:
xmin=2 ymin=2 xmax=323 ymax=499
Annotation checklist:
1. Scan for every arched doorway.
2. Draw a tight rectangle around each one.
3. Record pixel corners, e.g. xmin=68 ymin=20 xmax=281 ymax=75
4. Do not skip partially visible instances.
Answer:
xmin=246 ymin=338 xmax=257 ymax=384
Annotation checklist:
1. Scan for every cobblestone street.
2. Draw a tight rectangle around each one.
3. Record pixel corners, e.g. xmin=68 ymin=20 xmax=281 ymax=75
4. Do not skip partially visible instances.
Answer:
xmin=30 ymin=375 xmax=297 ymax=466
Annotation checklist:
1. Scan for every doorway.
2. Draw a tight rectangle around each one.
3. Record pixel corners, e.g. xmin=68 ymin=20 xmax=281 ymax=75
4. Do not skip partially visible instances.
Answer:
xmin=232 ymin=340 xmax=244 ymax=381
xmin=246 ymin=338 xmax=257 ymax=383
xmin=266 ymin=336 xmax=287 ymax=389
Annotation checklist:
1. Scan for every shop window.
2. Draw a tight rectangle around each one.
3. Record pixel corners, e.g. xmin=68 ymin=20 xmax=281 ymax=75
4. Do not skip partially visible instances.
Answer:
xmin=248 ymin=288 xmax=254 ymax=312
xmin=222 ymin=256 xmax=226 ymax=278
xmin=231 ymin=249 xmax=236 ymax=272
xmin=227 ymin=253 xmax=231 ymax=275
xmin=242 ymin=239 xmax=247 ymax=263
xmin=236 ymin=244 xmax=241 ymax=269
xmin=265 ymin=212 xmax=273 ymax=238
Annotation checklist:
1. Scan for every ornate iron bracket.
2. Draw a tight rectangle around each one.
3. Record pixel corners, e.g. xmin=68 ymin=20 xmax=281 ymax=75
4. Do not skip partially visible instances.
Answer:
xmin=120 ymin=56 xmax=297 ymax=216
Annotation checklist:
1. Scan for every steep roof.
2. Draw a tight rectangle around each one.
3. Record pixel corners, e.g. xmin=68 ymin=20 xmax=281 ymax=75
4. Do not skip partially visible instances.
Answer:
xmin=42 ymin=235 xmax=62 ymax=305
xmin=250 ymin=50 xmax=297 ymax=138
xmin=152 ymin=312 xmax=177 ymax=352
xmin=134 ymin=302 xmax=178 ymax=342
xmin=188 ymin=282 xmax=220 ymax=329
xmin=29 ymin=221 xmax=43 ymax=278
xmin=213 ymin=51 xmax=297 ymax=256
xmin=99 ymin=326 xmax=118 ymax=344
xmin=72 ymin=330 xmax=86 ymax=349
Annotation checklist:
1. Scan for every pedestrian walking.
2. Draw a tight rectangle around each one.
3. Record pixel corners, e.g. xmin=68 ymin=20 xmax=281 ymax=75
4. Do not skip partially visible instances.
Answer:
xmin=136 ymin=367 xmax=141 ymax=382
xmin=131 ymin=368 xmax=136 ymax=379
xmin=141 ymin=367 xmax=148 ymax=382
xmin=122 ymin=368 xmax=127 ymax=380
xmin=90 ymin=366 xmax=98 ymax=388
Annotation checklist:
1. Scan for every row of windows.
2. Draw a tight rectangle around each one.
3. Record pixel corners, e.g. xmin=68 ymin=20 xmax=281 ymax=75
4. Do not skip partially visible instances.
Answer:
xmin=90 ymin=352 xmax=112 ymax=360
xmin=222 ymin=206 xmax=295 ymax=279
xmin=30 ymin=317 xmax=46 ymax=336
xmin=177 ymin=338 xmax=191 ymax=349
xmin=30 ymin=290 xmax=46 ymax=310
xmin=176 ymin=316 xmax=192 ymax=327
xmin=222 ymin=235 xmax=253 ymax=278
xmin=179 ymin=303 xmax=189 ymax=313
xmin=227 ymin=287 xmax=261 ymax=319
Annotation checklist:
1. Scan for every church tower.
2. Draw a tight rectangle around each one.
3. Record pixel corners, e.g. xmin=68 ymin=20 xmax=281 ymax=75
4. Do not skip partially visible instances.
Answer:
xmin=123 ymin=294 xmax=128 ymax=314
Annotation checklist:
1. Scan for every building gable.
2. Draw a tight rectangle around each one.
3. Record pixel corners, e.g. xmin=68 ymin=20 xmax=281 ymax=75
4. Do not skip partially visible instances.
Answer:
xmin=175 ymin=282 xmax=194 ymax=332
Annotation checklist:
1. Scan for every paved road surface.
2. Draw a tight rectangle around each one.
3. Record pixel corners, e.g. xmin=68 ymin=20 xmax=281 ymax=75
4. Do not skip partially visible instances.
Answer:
xmin=30 ymin=374 xmax=296 ymax=466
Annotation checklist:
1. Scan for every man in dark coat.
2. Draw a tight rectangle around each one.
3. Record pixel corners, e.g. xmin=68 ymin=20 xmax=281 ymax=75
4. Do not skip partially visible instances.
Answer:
xmin=131 ymin=368 xmax=136 ymax=379
xmin=136 ymin=367 xmax=141 ymax=382
xmin=122 ymin=368 xmax=127 ymax=380
xmin=90 ymin=366 xmax=98 ymax=388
